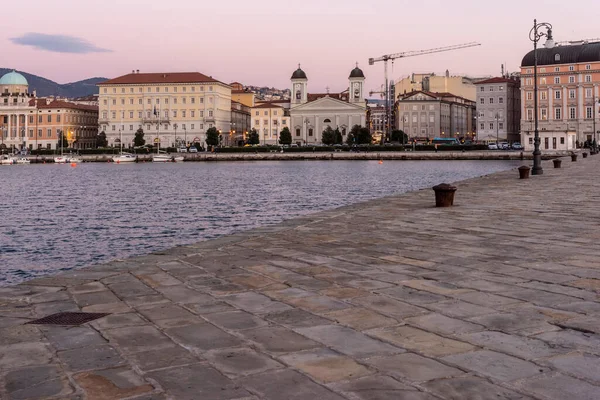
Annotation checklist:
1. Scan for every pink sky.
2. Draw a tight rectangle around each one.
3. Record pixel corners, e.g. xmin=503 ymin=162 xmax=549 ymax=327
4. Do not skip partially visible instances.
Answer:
xmin=4 ymin=0 xmax=600 ymax=94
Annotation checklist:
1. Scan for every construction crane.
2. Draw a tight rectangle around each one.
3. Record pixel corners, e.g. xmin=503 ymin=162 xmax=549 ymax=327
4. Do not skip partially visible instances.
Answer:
xmin=369 ymin=42 xmax=481 ymax=143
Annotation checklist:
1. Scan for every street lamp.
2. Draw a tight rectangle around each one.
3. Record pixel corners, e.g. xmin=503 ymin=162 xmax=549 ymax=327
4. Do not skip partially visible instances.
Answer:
xmin=529 ymin=19 xmax=554 ymax=175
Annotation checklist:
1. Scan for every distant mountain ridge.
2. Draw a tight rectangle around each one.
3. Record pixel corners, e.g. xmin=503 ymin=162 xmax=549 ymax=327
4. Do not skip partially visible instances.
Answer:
xmin=0 ymin=68 xmax=106 ymax=98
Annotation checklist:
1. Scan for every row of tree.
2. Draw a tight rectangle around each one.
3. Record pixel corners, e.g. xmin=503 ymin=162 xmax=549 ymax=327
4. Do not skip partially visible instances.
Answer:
xmin=92 ymin=125 xmax=404 ymax=148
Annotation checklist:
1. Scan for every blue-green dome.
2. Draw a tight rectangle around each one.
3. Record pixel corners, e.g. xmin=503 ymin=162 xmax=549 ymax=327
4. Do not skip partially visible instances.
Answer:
xmin=0 ymin=71 xmax=28 ymax=86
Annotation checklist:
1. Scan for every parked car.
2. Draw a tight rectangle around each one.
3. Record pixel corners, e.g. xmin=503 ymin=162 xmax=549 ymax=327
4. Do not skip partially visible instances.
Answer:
xmin=488 ymin=143 xmax=498 ymax=150
xmin=498 ymin=142 xmax=510 ymax=150
xmin=178 ymin=147 xmax=188 ymax=153
xmin=511 ymin=142 xmax=523 ymax=150
xmin=188 ymin=147 xmax=198 ymax=153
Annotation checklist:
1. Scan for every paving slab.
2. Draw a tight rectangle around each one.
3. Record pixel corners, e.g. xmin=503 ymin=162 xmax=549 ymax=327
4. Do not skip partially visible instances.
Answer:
xmin=279 ymin=348 xmax=371 ymax=383
xmin=202 ymin=310 xmax=268 ymax=331
xmin=204 ymin=348 xmax=284 ymax=377
xmin=423 ymin=376 xmax=531 ymax=400
xmin=238 ymin=369 xmax=346 ymax=400
xmin=3 ymin=365 xmax=73 ymax=400
xmin=367 ymin=352 xmax=463 ymax=382
xmin=165 ymin=323 xmax=243 ymax=352
xmin=297 ymin=325 xmax=404 ymax=359
xmin=265 ymin=309 xmax=333 ymax=328
xmin=325 ymin=307 xmax=398 ymax=331
xmin=240 ymin=326 xmax=321 ymax=354
xmin=147 ymin=363 xmax=250 ymax=400
xmin=73 ymin=367 xmax=154 ymax=400
xmin=327 ymin=375 xmax=434 ymax=400
xmin=442 ymin=350 xmax=546 ymax=382
xmin=513 ymin=372 xmax=600 ymax=400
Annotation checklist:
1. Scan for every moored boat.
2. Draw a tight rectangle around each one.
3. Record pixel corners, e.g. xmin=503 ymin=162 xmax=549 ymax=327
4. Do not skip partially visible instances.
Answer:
xmin=112 ymin=153 xmax=137 ymax=163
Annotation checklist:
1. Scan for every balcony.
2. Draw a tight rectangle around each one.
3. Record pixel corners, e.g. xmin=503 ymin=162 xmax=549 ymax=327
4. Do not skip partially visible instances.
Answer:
xmin=142 ymin=117 xmax=171 ymax=124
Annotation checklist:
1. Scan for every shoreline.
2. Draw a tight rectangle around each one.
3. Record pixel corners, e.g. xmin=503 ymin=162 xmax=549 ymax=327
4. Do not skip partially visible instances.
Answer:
xmin=7 ymin=150 xmax=573 ymax=163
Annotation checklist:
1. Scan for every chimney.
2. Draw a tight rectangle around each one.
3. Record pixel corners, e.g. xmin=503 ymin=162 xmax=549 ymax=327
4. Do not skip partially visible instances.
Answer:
xmin=132 ymin=70 xmax=135 ymax=74
xmin=136 ymin=70 xmax=140 ymax=74
xmin=445 ymin=69 xmax=450 ymax=78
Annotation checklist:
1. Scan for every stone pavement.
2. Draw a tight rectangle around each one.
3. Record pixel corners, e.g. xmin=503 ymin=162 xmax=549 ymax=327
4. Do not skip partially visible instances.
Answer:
xmin=1 ymin=155 xmax=600 ymax=400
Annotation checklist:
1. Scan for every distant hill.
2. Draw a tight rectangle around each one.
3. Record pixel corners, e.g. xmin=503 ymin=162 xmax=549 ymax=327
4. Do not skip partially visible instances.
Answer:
xmin=0 ymin=68 xmax=106 ymax=98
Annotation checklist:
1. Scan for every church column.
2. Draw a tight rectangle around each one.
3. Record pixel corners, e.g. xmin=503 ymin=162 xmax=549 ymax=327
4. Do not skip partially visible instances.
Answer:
xmin=8 ymin=113 xmax=12 ymax=140
xmin=24 ymin=114 xmax=28 ymax=147
xmin=315 ymin=117 xmax=319 ymax=144
xmin=360 ymin=113 xmax=366 ymax=127
xmin=335 ymin=114 xmax=340 ymax=129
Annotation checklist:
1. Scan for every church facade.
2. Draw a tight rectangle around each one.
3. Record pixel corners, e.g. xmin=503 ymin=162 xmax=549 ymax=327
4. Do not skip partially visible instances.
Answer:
xmin=289 ymin=65 xmax=367 ymax=145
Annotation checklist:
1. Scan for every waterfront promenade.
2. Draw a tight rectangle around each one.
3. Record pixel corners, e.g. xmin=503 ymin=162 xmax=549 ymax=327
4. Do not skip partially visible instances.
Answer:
xmin=1 ymin=155 xmax=599 ymax=399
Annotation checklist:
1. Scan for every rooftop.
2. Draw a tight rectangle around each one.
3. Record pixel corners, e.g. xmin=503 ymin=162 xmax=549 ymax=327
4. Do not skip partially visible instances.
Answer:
xmin=521 ymin=41 xmax=600 ymax=67
xmin=98 ymin=72 xmax=223 ymax=86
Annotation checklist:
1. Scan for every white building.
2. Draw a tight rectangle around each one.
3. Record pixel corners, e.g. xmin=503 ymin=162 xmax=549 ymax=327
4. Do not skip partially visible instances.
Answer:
xmin=97 ymin=71 xmax=231 ymax=148
xmin=289 ymin=65 xmax=367 ymax=145
xmin=475 ymin=77 xmax=521 ymax=144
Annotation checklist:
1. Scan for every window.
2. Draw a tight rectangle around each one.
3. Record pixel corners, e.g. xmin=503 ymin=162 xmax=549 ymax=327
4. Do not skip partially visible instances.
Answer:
xmin=102 ymin=111 xmax=107 ymax=119
xmin=200 ymin=111 xmax=204 ymax=117
xmin=208 ymin=110 xmax=213 ymax=117
xmin=527 ymin=109 xmax=533 ymax=120
xmin=255 ymin=111 xmax=259 ymax=116
xmin=526 ymin=78 xmax=532 ymax=85
xmin=585 ymin=88 xmax=593 ymax=98
xmin=191 ymin=97 xmax=195 ymax=104
xmin=586 ymin=64 xmax=591 ymax=70
xmin=183 ymin=87 xmax=187 ymax=93
xmin=173 ymin=110 xmax=177 ymax=117
xmin=147 ymin=99 xmax=151 ymax=104
xmin=138 ymin=111 xmax=142 ymax=118
xmin=540 ymin=91 xmax=547 ymax=100
xmin=527 ymin=92 xmax=533 ymax=100
xmin=308 ymin=128 xmax=313 ymax=136
xmin=263 ymin=119 xmax=268 ymax=125
xmin=129 ymin=112 xmax=133 ymax=118
xmin=554 ymin=66 xmax=560 ymax=72
xmin=480 ymin=123 xmax=484 ymax=130
xmin=480 ymin=98 xmax=485 ymax=104
xmin=296 ymin=128 xmax=300 ymax=137
xmin=103 ymin=88 xmax=107 ymax=94
xmin=529 ymin=137 xmax=533 ymax=144
xmin=156 ymin=98 xmax=160 ymax=104
xmin=182 ymin=98 xmax=187 ymax=104
xmin=129 ymin=99 xmax=134 ymax=105
xmin=554 ymin=55 xmax=560 ymax=62
xmin=191 ymin=124 xmax=195 ymax=129
xmin=489 ymin=123 xmax=494 ymax=130
xmin=480 ymin=87 xmax=485 ymax=92
xmin=165 ymin=99 xmax=169 ymax=104
xmin=499 ymin=97 xmax=504 ymax=104
xmin=527 ymin=69 xmax=532 ymax=74
xmin=264 ymin=111 xmax=268 ymax=116
xmin=112 ymin=111 xmax=116 ymax=119
xmin=191 ymin=111 xmax=195 ymax=118
xmin=552 ymin=137 xmax=557 ymax=149
xmin=103 ymin=99 xmax=107 ymax=105
xmin=255 ymin=119 xmax=259 ymax=125
xmin=555 ymin=90 xmax=561 ymax=99
xmin=182 ymin=111 xmax=186 ymax=118
xmin=569 ymin=65 xmax=575 ymax=71
xmin=489 ymin=86 xmax=494 ymax=92
xmin=569 ymin=76 xmax=575 ymax=83
xmin=57 ymin=115 xmax=61 ymax=123
xmin=561 ymin=137 xmax=565 ymax=144
xmin=540 ymin=77 xmax=546 ymax=84
xmin=569 ymin=90 xmax=576 ymax=99
xmin=173 ymin=98 xmax=178 ymax=104
xmin=209 ymin=86 xmax=213 ymax=92
xmin=47 ymin=128 xmax=52 ymax=137
xmin=489 ymin=98 xmax=494 ymax=104
xmin=174 ymin=87 xmax=177 ymax=92
xmin=283 ymin=119 xmax=287 ymax=125
xmin=37 ymin=129 xmax=42 ymax=137
xmin=28 ymin=129 xmax=33 ymax=138
xmin=541 ymin=108 xmax=548 ymax=120
xmin=555 ymin=108 xmax=562 ymax=120
xmin=139 ymin=99 xmax=143 ymax=105
xmin=130 ymin=125 xmax=133 ymax=131
xmin=586 ymin=107 xmax=593 ymax=119
xmin=112 ymin=99 xmax=116 ymax=105
xmin=540 ymin=68 xmax=546 ymax=73
xmin=499 ymin=122 xmax=504 ymax=129
xmin=274 ymin=110 xmax=278 ymax=116
xmin=585 ymin=75 xmax=592 ymax=83
xmin=554 ymin=77 xmax=560 ymax=84
xmin=570 ymin=107 xmax=576 ymax=119
xmin=544 ymin=137 xmax=549 ymax=149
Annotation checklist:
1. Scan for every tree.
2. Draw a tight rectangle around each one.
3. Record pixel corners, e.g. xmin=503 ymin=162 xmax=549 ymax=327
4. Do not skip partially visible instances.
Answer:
xmin=96 ymin=131 xmax=108 ymax=148
xmin=357 ymin=126 xmax=372 ymax=145
xmin=279 ymin=127 xmax=292 ymax=145
xmin=391 ymin=129 xmax=408 ymax=144
xmin=248 ymin=128 xmax=260 ymax=145
xmin=57 ymin=131 xmax=68 ymax=148
xmin=321 ymin=126 xmax=336 ymax=145
xmin=134 ymin=128 xmax=145 ymax=147
xmin=205 ymin=127 xmax=219 ymax=147
xmin=334 ymin=128 xmax=343 ymax=145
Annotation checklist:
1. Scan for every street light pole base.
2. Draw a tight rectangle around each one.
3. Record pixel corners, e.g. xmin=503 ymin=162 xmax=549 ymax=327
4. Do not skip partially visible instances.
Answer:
xmin=531 ymin=166 xmax=544 ymax=175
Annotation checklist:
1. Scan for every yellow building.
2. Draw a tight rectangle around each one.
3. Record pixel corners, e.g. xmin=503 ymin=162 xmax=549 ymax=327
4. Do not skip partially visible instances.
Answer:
xmin=250 ymin=102 xmax=289 ymax=145
xmin=230 ymin=82 xmax=256 ymax=108
xmin=395 ymin=71 xmax=485 ymax=102
xmin=97 ymin=71 xmax=232 ymax=148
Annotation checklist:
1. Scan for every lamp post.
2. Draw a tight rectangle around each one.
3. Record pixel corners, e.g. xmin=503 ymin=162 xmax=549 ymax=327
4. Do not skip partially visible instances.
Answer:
xmin=529 ymin=19 xmax=554 ymax=175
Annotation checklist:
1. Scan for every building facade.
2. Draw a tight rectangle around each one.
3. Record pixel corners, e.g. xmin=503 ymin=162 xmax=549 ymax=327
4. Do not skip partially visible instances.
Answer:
xmin=395 ymin=71 xmax=489 ymax=102
xmin=396 ymin=91 xmax=476 ymax=140
xmin=520 ymin=41 xmax=600 ymax=150
xmin=97 ymin=71 xmax=231 ymax=149
xmin=1 ymin=70 xmax=98 ymax=151
xmin=475 ymin=77 xmax=521 ymax=143
xmin=289 ymin=65 xmax=367 ymax=145
xmin=250 ymin=102 xmax=289 ymax=145
xmin=230 ymin=101 xmax=251 ymax=146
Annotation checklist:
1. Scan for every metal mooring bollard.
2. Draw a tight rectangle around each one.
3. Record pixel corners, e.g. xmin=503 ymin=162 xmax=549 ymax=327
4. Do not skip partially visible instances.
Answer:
xmin=518 ymin=166 xmax=531 ymax=179
xmin=432 ymin=183 xmax=457 ymax=207
xmin=552 ymin=159 xmax=562 ymax=168
xmin=571 ymin=153 xmax=578 ymax=162
xmin=582 ymin=152 xmax=588 ymax=158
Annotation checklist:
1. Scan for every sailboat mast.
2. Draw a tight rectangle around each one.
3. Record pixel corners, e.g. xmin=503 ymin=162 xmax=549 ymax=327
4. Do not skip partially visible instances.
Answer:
xmin=156 ymin=103 xmax=160 ymax=154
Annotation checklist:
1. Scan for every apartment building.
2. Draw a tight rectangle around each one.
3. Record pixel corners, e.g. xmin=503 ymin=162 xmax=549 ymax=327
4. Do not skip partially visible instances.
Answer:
xmin=97 ymin=71 xmax=231 ymax=148
xmin=396 ymin=91 xmax=476 ymax=140
xmin=520 ymin=41 xmax=600 ymax=150
xmin=395 ymin=71 xmax=490 ymax=102
xmin=250 ymin=102 xmax=289 ymax=145
xmin=475 ymin=77 xmax=521 ymax=143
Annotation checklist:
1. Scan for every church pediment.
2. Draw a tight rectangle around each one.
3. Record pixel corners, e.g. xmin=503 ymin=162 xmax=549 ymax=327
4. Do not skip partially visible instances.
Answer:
xmin=403 ymin=92 xmax=438 ymax=101
xmin=290 ymin=96 xmax=365 ymax=112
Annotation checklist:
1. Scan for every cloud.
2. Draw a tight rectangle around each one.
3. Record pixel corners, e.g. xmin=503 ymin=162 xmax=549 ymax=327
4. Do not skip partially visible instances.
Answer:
xmin=9 ymin=33 xmax=111 ymax=54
